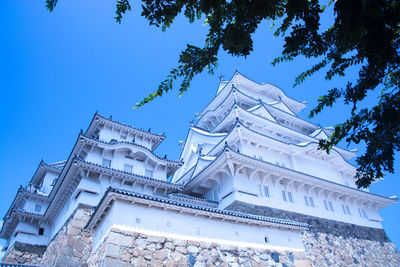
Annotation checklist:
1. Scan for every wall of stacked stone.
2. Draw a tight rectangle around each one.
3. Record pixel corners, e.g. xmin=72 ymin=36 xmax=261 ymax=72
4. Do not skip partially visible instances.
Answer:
xmin=88 ymin=227 xmax=311 ymax=267
xmin=226 ymin=201 xmax=400 ymax=267
xmin=1 ymin=241 xmax=46 ymax=265
xmin=40 ymin=206 xmax=94 ymax=267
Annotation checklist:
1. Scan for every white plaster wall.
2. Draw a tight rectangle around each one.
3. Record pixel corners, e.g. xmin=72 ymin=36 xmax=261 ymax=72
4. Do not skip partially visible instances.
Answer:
xmin=84 ymin=145 xmax=167 ymax=180
xmin=92 ymin=200 xmax=304 ymax=250
xmin=219 ymin=189 xmax=383 ymax=229
xmin=23 ymin=199 xmax=48 ymax=215
xmin=40 ymin=172 xmax=58 ymax=195
xmin=294 ymin=155 xmax=342 ymax=183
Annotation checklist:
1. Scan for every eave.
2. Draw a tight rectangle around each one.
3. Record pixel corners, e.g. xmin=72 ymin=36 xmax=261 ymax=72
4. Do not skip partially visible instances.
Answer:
xmin=210 ymin=103 xmax=355 ymax=160
xmin=80 ymin=135 xmax=183 ymax=170
xmin=185 ymin=147 xmax=396 ymax=210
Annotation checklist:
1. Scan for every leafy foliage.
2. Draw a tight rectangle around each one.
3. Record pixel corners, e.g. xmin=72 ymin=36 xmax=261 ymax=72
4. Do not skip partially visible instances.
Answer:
xmin=47 ymin=0 xmax=400 ymax=188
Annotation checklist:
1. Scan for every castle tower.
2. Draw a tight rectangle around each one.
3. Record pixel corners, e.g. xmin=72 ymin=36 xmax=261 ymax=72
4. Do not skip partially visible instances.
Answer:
xmin=1 ymin=72 xmax=399 ymax=266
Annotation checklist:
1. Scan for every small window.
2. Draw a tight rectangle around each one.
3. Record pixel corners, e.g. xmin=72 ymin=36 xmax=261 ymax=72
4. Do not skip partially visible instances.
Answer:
xmin=263 ymin=186 xmax=269 ymax=198
xmin=258 ymin=156 xmax=263 ymax=161
xmin=110 ymin=139 xmax=118 ymax=144
xmin=323 ymin=200 xmax=329 ymax=210
xmin=287 ymin=192 xmax=293 ymax=203
xmin=51 ymin=178 xmax=57 ymax=186
xmin=346 ymin=206 xmax=351 ymax=215
xmin=213 ymin=189 xmax=219 ymax=201
xmin=264 ymin=236 xmax=269 ymax=243
xmin=282 ymin=191 xmax=287 ymax=202
xmin=136 ymin=218 xmax=141 ymax=223
xmin=102 ymin=159 xmax=111 ymax=168
xmin=328 ymin=201 xmax=334 ymax=211
xmin=38 ymin=228 xmax=44 ymax=236
xmin=304 ymin=196 xmax=309 ymax=206
xmin=309 ymin=197 xmax=315 ymax=207
xmin=124 ymin=164 xmax=133 ymax=173
xmin=362 ymin=209 xmax=368 ymax=219
xmin=35 ymin=204 xmax=42 ymax=212
xmin=145 ymin=169 xmax=153 ymax=178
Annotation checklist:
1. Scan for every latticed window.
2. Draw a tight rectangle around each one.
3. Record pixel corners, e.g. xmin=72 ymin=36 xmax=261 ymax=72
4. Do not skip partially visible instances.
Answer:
xmin=124 ymin=164 xmax=133 ymax=173
xmin=102 ymin=159 xmax=111 ymax=168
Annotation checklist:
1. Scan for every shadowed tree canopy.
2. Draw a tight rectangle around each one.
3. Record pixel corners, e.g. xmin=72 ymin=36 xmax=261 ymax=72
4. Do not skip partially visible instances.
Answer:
xmin=46 ymin=0 xmax=400 ymax=188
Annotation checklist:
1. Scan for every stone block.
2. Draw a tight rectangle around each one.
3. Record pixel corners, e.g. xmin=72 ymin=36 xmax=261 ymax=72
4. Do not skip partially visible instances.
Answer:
xmin=71 ymin=218 xmax=87 ymax=229
xmin=154 ymin=249 xmax=168 ymax=260
xmin=67 ymin=238 xmax=86 ymax=253
xmin=107 ymin=231 xmax=130 ymax=247
xmin=187 ymin=245 xmax=200 ymax=254
xmin=147 ymin=236 xmax=166 ymax=243
xmin=105 ymin=244 xmax=120 ymax=259
xmin=175 ymin=246 xmax=188 ymax=254
xmin=149 ymin=259 xmax=163 ymax=266
xmin=102 ymin=257 xmax=133 ymax=267
xmin=172 ymin=239 xmax=187 ymax=246
xmin=121 ymin=250 xmax=131 ymax=262
xmin=67 ymin=226 xmax=81 ymax=236
xmin=164 ymin=241 xmax=175 ymax=250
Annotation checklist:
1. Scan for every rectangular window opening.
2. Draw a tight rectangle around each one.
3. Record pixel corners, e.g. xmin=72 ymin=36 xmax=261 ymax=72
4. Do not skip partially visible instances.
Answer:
xmin=323 ymin=200 xmax=329 ymax=210
xmin=304 ymin=196 xmax=309 ymax=206
xmin=124 ymin=164 xmax=133 ymax=173
xmin=328 ymin=201 xmax=334 ymax=212
xmin=309 ymin=197 xmax=314 ymax=207
xmin=263 ymin=186 xmax=269 ymax=198
xmin=287 ymin=192 xmax=293 ymax=203
xmin=282 ymin=190 xmax=287 ymax=202
xmin=102 ymin=159 xmax=111 ymax=168
xmin=35 ymin=204 xmax=42 ymax=213
xmin=145 ymin=169 xmax=153 ymax=178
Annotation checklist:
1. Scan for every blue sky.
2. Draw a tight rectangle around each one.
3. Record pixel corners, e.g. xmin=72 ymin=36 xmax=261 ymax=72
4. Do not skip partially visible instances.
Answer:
xmin=0 ymin=0 xmax=399 ymax=248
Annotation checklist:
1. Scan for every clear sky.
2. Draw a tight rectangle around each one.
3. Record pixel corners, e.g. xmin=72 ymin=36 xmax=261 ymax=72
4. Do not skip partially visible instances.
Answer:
xmin=1 ymin=0 xmax=399 ymax=248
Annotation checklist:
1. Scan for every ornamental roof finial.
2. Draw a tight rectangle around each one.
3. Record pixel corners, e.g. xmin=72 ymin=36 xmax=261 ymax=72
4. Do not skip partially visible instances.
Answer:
xmin=109 ymin=115 xmax=112 ymax=120
xmin=219 ymin=74 xmax=225 ymax=81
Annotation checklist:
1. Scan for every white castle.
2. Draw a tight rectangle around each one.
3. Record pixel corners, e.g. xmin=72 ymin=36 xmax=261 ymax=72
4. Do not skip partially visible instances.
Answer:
xmin=1 ymin=71 xmax=398 ymax=267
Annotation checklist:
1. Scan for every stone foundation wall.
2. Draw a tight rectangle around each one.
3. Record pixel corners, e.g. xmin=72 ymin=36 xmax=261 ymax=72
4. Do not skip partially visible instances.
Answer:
xmin=40 ymin=206 xmax=94 ymax=267
xmin=2 ymin=241 xmax=46 ymax=265
xmin=226 ymin=201 xmax=400 ymax=267
xmin=88 ymin=228 xmax=310 ymax=267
